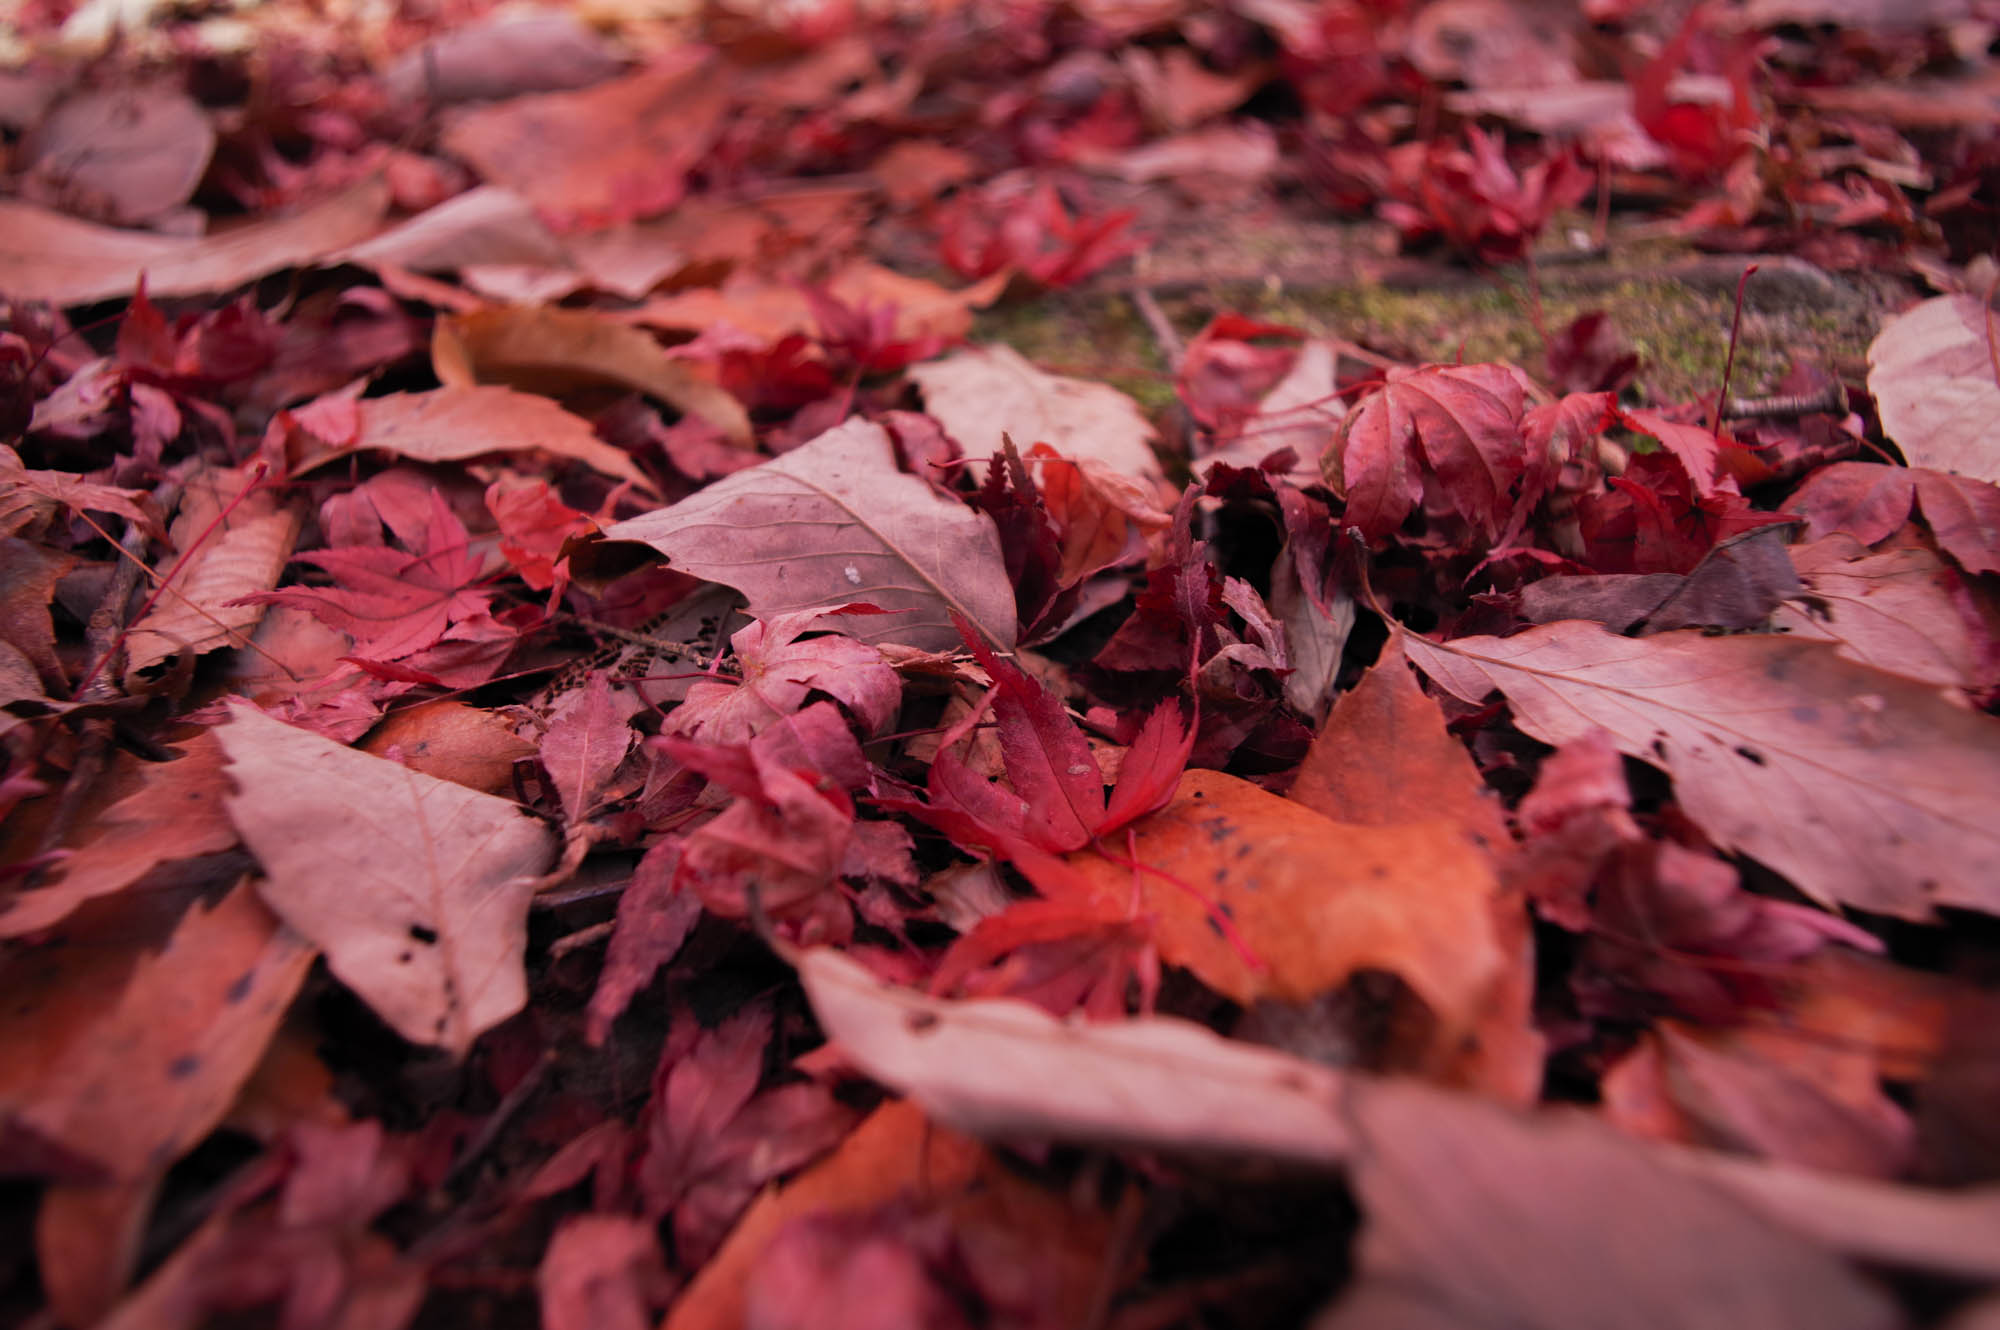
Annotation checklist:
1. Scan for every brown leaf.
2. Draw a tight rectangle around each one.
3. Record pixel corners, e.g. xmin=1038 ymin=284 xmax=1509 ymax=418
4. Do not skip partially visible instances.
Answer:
xmin=0 ymin=177 xmax=391 ymax=307
xmin=8 ymin=879 xmax=312 ymax=1179
xmin=123 ymin=463 xmax=303 ymax=682
xmin=1065 ymin=769 xmax=1505 ymax=1029
xmin=797 ymin=947 xmax=1352 ymax=1164
xmin=0 ymin=730 xmax=239 ymax=937
xmin=360 ymin=700 xmax=537 ymax=795
xmin=1869 ymin=294 xmax=2000 ymax=484
xmin=1405 ymin=623 xmax=2000 ymax=919
xmin=433 ymin=305 xmax=752 ymax=446
xmin=909 ymin=344 xmax=1161 ymax=481
xmin=538 ymin=1214 xmax=671 ymax=1330
xmin=1290 ymin=639 xmax=1540 ymax=1101
xmin=1315 ymin=1077 xmax=1904 ymax=1330
xmin=218 ymin=701 xmax=557 ymax=1056
xmin=603 ymin=417 xmax=1015 ymax=651
xmin=291 ymin=385 xmax=655 ymax=495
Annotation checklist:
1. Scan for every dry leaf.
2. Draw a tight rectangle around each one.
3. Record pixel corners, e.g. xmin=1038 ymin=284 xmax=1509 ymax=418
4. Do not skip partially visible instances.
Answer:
xmin=630 ymin=262 xmax=1006 ymax=346
xmin=433 ymin=305 xmax=752 ymax=446
xmin=1404 ymin=623 xmax=2000 ymax=919
xmin=19 ymin=85 xmax=213 ymax=226
xmin=1065 ymin=768 xmax=1505 ymax=1029
xmin=1869 ymin=294 xmax=2000 ymax=484
xmin=218 ymin=701 xmax=557 ymax=1056
xmin=360 ymin=700 xmax=537 ymax=795
xmin=1316 ymin=1077 xmax=1902 ymax=1330
xmin=0 ymin=177 xmax=390 ymax=307
xmin=1772 ymin=535 xmax=1998 ymax=690
xmin=540 ymin=671 xmax=636 ymax=823
xmin=0 ymin=730 xmax=240 ymax=937
xmin=123 ymin=463 xmax=302 ymax=681
xmin=291 ymin=386 xmax=655 ymax=495
xmin=796 ymin=947 xmax=1352 ymax=1164
xmin=909 ymin=344 xmax=1162 ymax=481
xmin=8 ymin=879 xmax=312 ymax=1179
xmin=604 ymin=417 xmax=1015 ymax=651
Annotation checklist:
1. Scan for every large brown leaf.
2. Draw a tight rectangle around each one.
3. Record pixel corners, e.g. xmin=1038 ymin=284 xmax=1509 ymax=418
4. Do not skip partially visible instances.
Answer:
xmin=1062 ymin=768 xmax=1504 ymax=1031
xmin=291 ymin=386 xmax=655 ymax=495
xmin=1868 ymin=294 xmax=2000 ymax=484
xmin=218 ymin=702 xmax=557 ymax=1056
xmin=1403 ymin=623 xmax=2000 ymax=919
xmin=0 ymin=177 xmax=390 ymax=307
xmin=603 ymin=417 xmax=1015 ymax=651
xmin=432 ymin=305 xmax=751 ymax=446
xmin=1772 ymin=535 xmax=1999 ymax=690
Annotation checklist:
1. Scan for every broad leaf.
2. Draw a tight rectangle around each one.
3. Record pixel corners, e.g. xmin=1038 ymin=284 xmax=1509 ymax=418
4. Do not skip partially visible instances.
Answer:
xmin=1404 ymin=623 xmax=2000 ymax=919
xmin=541 ymin=671 xmax=636 ymax=823
xmin=1868 ymin=294 xmax=2000 ymax=484
xmin=604 ymin=417 xmax=1015 ymax=651
xmin=664 ymin=607 xmax=900 ymax=744
xmin=218 ymin=702 xmax=557 ymax=1056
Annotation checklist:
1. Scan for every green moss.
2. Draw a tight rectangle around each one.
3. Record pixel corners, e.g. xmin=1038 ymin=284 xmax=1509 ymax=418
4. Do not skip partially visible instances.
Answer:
xmin=970 ymin=291 xmax=1179 ymax=414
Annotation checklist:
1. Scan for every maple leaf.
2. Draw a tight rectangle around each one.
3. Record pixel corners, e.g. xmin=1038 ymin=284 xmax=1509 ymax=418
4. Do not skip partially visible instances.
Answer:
xmin=237 ymin=489 xmax=493 ymax=661
xmin=1378 ymin=127 xmax=1591 ymax=264
xmin=485 ymin=477 xmax=596 ymax=593
xmin=1325 ymin=362 xmax=1532 ymax=542
xmin=664 ymin=607 xmax=901 ymax=745
xmin=933 ymin=180 xmax=1141 ymax=290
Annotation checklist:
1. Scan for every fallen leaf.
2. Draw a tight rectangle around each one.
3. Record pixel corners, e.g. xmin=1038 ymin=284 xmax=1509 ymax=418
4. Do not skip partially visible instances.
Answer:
xmin=541 ymin=671 xmax=636 ymax=823
xmin=0 ymin=444 xmax=160 ymax=541
xmin=0 ymin=730 xmax=239 ymax=937
xmin=1063 ymin=768 xmax=1505 ymax=1027
xmin=538 ymin=1214 xmax=671 ymax=1330
xmin=440 ymin=55 xmax=730 ymax=231
xmin=0 ymin=538 xmax=76 ymax=689
xmin=1325 ymin=362 xmax=1531 ymax=540
xmin=290 ymin=385 xmax=656 ymax=495
xmin=123 ymin=463 xmax=302 ymax=681
xmin=0 ymin=177 xmax=391 ymax=307
xmin=663 ymin=1099 xmax=987 ymax=1330
xmin=630 ymin=262 xmax=1006 ymax=347
xmin=664 ymin=607 xmax=900 ymax=744
xmin=796 ymin=947 xmax=1352 ymax=1164
xmin=342 ymin=185 xmax=570 ymax=275
xmin=1404 ymin=622 xmax=2000 ymax=919
xmin=8 ymin=879 xmax=312 ymax=1179
xmin=1869 ymin=294 xmax=2000 ymax=484
xmin=1316 ymin=1077 xmax=1903 ymax=1330
xmin=218 ymin=701 xmax=558 ymax=1056
xmin=19 ymin=85 xmax=213 ymax=227
xmin=603 ymin=417 xmax=1016 ymax=651
xmin=433 ymin=305 xmax=751 ymax=446
xmin=360 ymin=700 xmax=537 ymax=795
xmin=1772 ymin=535 xmax=1999 ymax=689
xmin=909 ymin=344 xmax=1161 ymax=481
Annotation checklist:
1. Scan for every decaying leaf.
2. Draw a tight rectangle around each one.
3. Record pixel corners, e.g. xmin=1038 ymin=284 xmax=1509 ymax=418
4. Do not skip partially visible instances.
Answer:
xmin=604 ymin=417 xmax=1016 ymax=651
xmin=1404 ymin=622 xmax=2000 ymax=919
xmin=218 ymin=701 xmax=557 ymax=1056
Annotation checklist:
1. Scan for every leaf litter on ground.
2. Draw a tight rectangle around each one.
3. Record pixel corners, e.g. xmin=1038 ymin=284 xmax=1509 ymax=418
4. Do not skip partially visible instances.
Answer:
xmin=5 ymin=1 xmax=2000 ymax=1327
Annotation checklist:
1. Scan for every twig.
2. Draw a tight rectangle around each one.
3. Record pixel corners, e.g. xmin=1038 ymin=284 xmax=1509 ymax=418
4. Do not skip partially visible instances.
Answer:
xmin=1721 ymin=387 xmax=1847 ymax=420
xmin=1129 ymin=287 xmax=1185 ymax=373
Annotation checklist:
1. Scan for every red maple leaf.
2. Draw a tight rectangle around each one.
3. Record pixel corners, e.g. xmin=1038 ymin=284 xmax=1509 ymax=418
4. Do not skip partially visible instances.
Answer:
xmin=1331 ymin=362 xmax=1532 ymax=542
xmin=236 ymin=489 xmax=492 ymax=661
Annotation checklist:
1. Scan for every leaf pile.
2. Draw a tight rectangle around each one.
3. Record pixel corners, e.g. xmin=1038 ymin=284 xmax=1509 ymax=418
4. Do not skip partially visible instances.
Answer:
xmin=3 ymin=1 xmax=2000 ymax=1328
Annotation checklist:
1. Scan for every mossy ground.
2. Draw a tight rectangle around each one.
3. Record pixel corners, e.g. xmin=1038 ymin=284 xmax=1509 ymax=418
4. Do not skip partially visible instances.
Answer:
xmin=972 ymin=235 xmax=1890 ymax=415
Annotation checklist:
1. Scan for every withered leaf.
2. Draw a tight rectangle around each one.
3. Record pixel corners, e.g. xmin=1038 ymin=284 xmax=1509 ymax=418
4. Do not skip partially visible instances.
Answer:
xmin=218 ymin=701 xmax=557 ymax=1056
xmin=605 ymin=417 xmax=1015 ymax=651
xmin=1405 ymin=623 xmax=2000 ymax=919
